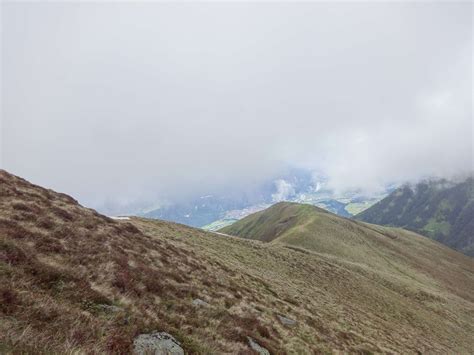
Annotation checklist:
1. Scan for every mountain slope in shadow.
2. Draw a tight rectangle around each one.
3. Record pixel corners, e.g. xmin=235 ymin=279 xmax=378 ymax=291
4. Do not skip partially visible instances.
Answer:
xmin=355 ymin=178 xmax=474 ymax=256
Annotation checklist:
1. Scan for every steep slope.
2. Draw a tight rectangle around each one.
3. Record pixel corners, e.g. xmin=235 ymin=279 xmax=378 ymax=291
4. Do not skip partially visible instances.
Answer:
xmin=0 ymin=170 xmax=288 ymax=353
xmin=355 ymin=178 xmax=474 ymax=256
xmin=1 ymin=171 xmax=474 ymax=353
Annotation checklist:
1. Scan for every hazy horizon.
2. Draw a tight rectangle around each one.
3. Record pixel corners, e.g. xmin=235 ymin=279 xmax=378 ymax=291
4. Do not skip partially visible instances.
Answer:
xmin=2 ymin=1 xmax=472 ymax=213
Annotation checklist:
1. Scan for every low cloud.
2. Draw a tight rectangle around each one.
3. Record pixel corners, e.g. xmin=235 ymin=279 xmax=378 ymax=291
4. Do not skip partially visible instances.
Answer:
xmin=272 ymin=180 xmax=296 ymax=202
xmin=2 ymin=2 xmax=472 ymax=212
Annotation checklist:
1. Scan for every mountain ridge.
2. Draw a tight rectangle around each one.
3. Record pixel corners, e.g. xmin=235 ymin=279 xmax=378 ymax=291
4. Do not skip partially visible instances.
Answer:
xmin=219 ymin=201 xmax=474 ymax=302
xmin=355 ymin=178 xmax=474 ymax=256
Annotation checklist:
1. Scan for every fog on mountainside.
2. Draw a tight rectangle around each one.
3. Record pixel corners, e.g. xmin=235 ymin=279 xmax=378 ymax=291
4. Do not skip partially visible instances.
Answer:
xmin=2 ymin=1 xmax=472 ymax=214
xmin=143 ymin=168 xmax=391 ymax=229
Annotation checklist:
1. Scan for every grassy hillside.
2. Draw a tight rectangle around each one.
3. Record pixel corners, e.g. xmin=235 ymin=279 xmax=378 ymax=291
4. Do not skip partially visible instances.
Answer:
xmin=355 ymin=178 xmax=474 ymax=256
xmin=219 ymin=202 xmax=474 ymax=292
xmin=2 ymin=171 xmax=474 ymax=353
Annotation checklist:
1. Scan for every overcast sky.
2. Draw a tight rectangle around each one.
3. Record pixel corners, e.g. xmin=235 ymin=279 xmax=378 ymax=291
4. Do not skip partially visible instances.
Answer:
xmin=1 ymin=2 xmax=473 ymax=211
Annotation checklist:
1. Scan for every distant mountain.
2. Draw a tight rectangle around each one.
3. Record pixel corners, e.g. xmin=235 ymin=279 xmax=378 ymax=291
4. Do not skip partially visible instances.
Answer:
xmin=219 ymin=201 xmax=472 ymax=271
xmin=143 ymin=168 xmax=388 ymax=229
xmin=141 ymin=195 xmax=244 ymax=227
xmin=355 ymin=178 xmax=474 ymax=256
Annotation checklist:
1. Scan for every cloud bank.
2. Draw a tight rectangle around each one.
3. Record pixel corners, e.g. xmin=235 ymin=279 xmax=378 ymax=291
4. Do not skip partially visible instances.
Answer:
xmin=272 ymin=180 xmax=296 ymax=203
xmin=2 ymin=2 xmax=472 ymax=211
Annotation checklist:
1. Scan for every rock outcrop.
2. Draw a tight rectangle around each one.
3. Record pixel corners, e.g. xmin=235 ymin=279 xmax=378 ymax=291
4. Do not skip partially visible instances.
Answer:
xmin=192 ymin=298 xmax=210 ymax=307
xmin=247 ymin=336 xmax=270 ymax=355
xmin=133 ymin=332 xmax=184 ymax=355
xmin=277 ymin=314 xmax=296 ymax=326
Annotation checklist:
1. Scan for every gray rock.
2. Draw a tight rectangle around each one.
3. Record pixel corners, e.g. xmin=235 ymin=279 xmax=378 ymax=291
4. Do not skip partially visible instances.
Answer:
xmin=277 ymin=314 xmax=296 ymax=326
xmin=247 ymin=336 xmax=270 ymax=355
xmin=192 ymin=298 xmax=210 ymax=307
xmin=133 ymin=332 xmax=184 ymax=355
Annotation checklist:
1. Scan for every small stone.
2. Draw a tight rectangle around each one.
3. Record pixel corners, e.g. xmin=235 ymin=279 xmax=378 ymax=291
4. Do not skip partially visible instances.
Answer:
xmin=247 ymin=336 xmax=270 ymax=355
xmin=277 ymin=314 xmax=296 ymax=326
xmin=133 ymin=332 xmax=184 ymax=355
xmin=192 ymin=298 xmax=210 ymax=307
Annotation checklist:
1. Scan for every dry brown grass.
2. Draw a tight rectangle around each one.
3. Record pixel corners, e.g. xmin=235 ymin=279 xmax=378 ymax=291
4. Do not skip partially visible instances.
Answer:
xmin=133 ymin=216 xmax=474 ymax=354
xmin=0 ymin=170 xmax=282 ymax=353
xmin=1 ymin=170 xmax=473 ymax=354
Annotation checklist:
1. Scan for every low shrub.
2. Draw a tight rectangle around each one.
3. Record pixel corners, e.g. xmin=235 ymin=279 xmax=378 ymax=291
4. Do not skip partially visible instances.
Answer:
xmin=0 ymin=288 xmax=21 ymax=315
xmin=51 ymin=207 xmax=74 ymax=221
xmin=12 ymin=212 xmax=37 ymax=222
xmin=35 ymin=236 xmax=66 ymax=253
xmin=26 ymin=261 xmax=75 ymax=290
xmin=12 ymin=202 xmax=35 ymax=212
xmin=36 ymin=216 xmax=55 ymax=230
xmin=0 ymin=239 xmax=30 ymax=265
xmin=142 ymin=277 xmax=164 ymax=294
xmin=0 ymin=219 xmax=35 ymax=239
xmin=106 ymin=329 xmax=133 ymax=354
xmin=52 ymin=225 xmax=75 ymax=239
